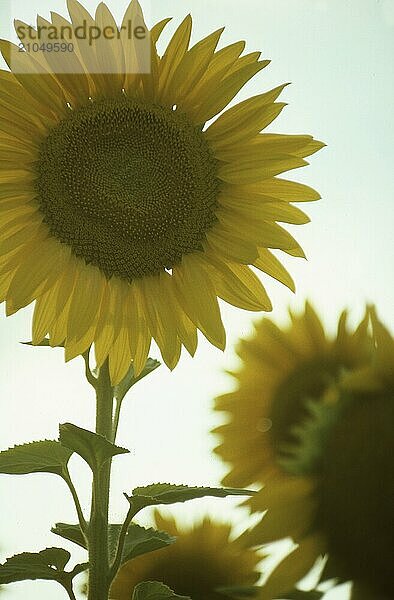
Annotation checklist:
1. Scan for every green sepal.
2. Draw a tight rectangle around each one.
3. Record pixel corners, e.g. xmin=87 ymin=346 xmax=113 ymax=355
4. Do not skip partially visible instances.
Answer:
xmin=52 ymin=521 xmax=175 ymax=566
xmin=59 ymin=422 xmax=129 ymax=473
xmin=114 ymin=358 xmax=161 ymax=402
xmin=279 ymin=398 xmax=345 ymax=476
xmin=132 ymin=581 xmax=190 ymax=600
xmin=0 ymin=440 xmax=72 ymax=477
xmin=126 ymin=483 xmax=256 ymax=511
xmin=0 ymin=547 xmax=71 ymax=585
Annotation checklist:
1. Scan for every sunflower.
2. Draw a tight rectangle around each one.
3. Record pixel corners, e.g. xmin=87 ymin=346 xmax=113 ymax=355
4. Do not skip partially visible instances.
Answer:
xmin=240 ymin=308 xmax=394 ymax=600
xmin=0 ymin=0 xmax=324 ymax=384
xmin=109 ymin=510 xmax=261 ymax=600
xmin=213 ymin=302 xmax=372 ymax=487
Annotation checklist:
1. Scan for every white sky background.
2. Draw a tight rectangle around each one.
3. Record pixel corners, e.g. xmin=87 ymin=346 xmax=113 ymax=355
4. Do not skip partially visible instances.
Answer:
xmin=0 ymin=0 xmax=393 ymax=598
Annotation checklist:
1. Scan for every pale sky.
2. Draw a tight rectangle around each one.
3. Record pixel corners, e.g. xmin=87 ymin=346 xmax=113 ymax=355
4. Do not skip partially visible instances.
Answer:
xmin=0 ymin=1 xmax=393 ymax=599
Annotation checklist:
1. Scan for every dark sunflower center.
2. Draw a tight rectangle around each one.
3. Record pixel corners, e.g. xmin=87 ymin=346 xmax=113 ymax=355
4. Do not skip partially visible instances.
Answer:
xmin=269 ymin=357 xmax=342 ymax=457
xmin=36 ymin=96 xmax=220 ymax=280
xmin=316 ymin=391 xmax=394 ymax=597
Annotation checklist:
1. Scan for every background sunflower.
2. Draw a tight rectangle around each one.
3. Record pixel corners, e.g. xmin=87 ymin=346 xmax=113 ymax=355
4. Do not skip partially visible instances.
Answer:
xmin=109 ymin=510 xmax=261 ymax=600
xmin=241 ymin=310 xmax=394 ymax=600
xmin=0 ymin=2 xmax=392 ymax=600
xmin=213 ymin=302 xmax=372 ymax=487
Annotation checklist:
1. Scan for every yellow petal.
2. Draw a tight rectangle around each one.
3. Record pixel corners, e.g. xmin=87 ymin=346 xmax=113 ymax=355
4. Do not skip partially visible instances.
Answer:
xmin=254 ymin=248 xmax=295 ymax=292
xmin=66 ymin=263 xmax=104 ymax=345
xmin=260 ymin=534 xmax=325 ymax=600
xmin=0 ymin=104 xmax=45 ymax=141
xmin=293 ymin=138 xmax=326 ymax=158
xmin=163 ymin=28 xmax=223 ymax=106
xmin=66 ymin=0 xmax=108 ymax=97
xmin=303 ymin=301 xmax=326 ymax=350
xmin=158 ymin=15 xmax=192 ymax=101
xmin=32 ymin=284 xmax=58 ymax=343
xmin=150 ymin=18 xmax=172 ymax=44
xmin=205 ymin=225 xmax=259 ymax=264
xmin=129 ymin=294 xmax=152 ymax=376
xmin=226 ymin=50 xmax=263 ymax=74
xmin=0 ymin=40 xmax=67 ymax=116
xmin=259 ymin=177 xmax=321 ymax=202
xmin=0 ymin=69 xmax=56 ymax=123
xmin=6 ymin=238 xmax=70 ymax=314
xmin=94 ymin=276 xmax=126 ymax=366
xmin=216 ymin=133 xmax=322 ymax=162
xmin=184 ymin=41 xmax=245 ymax=115
xmin=0 ymin=220 xmax=45 ymax=257
xmin=127 ymin=281 xmax=152 ymax=376
xmin=218 ymin=155 xmax=307 ymax=184
xmin=214 ymin=211 xmax=305 ymax=257
xmin=0 ymin=269 xmax=13 ymax=302
xmin=121 ymin=0 xmax=149 ymax=94
xmin=173 ymin=254 xmax=225 ymax=350
xmin=139 ymin=272 xmax=181 ymax=370
xmin=48 ymin=258 xmax=78 ymax=346
xmin=92 ymin=279 xmax=113 ymax=367
xmin=192 ymin=59 xmax=269 ymax=123
xmin=208 ymin=258 xmax=272 ymax=312
xmin=163 ymin=274 xmax=198 ymax=357
xmin=245 ymin=480 xmax=316 ymax=545
xmin=33 ymin=15 xmax=90 ymax=104
xmin=219 ymin=197 xmax=310 ymax=225
xmin=206 ymin=84 xmax=288 ymax=144
xmin=109 ymin=325 xmax=132 ymax=385
xmin=0 ymin=203 xmax=38 ymax=224
xmin=94 ymin=3 xmax=126 ymax=94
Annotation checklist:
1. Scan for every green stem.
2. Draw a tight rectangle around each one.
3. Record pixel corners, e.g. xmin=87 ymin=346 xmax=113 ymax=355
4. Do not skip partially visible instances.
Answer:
xmin=111 ymin=396 xmax=123 ymax=443
xmin=63 ymin=582 xmax=78 ymax=600
xmin=88 ymin=359 xmax=113 ymax=600
xmin=83 ymin=349 xmax=97 ymax=389
xmin=63 ymin=468 xmax=88 ymax=536
xmin=109 ymin=503 xmax=135 ymax=581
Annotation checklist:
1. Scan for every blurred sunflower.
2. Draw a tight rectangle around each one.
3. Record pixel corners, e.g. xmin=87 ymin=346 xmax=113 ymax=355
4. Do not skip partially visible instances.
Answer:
xmin=109 ymin=511 xmax=261 ymax=600
xmin=241 ymin=308 xmax=394 ymax=600
xmin=0 ymin=0 xmax=323 ymax=384
xmin=213 ymin=302 xmax=372 ymax=487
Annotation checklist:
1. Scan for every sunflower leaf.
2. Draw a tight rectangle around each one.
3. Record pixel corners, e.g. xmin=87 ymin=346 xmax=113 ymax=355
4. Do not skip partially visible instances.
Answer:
xmin=108 ymin=523 xmax=176 ymax=566
xmin=59 ymin=423 xmax=129 ymax=474
xmin=0 ymin=440 xmax=72 ymax=477
xmin=132 ymin=581 xmax=190 ymax=600
xmin=51 ymin=521 xmax=175 ymax=567
xmin=0 ymin=547 xmax=71 ymax=585
xmin=114 ymin=358 xmax=161 ymax=402
xmin=126 ymin=483 xmax=256 ymax=510
xmin=51 ymin=523 xmax=86 ymax=549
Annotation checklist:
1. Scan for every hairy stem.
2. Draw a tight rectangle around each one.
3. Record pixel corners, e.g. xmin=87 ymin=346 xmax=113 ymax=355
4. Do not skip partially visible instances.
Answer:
xmin=111 ymin=396 xmax=123 ymax=443
xmin=63 ymin=582 xmax=78 ymax=600
xmin=109 ymin=503 xmax=136 ymax=581
xmin=83 ymin=349 xmax=97 ymax=389
xmin=88 ymin=360 xmax=113 ymax=600
xmin=63 ymin=468 xmax=88 ymax=537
